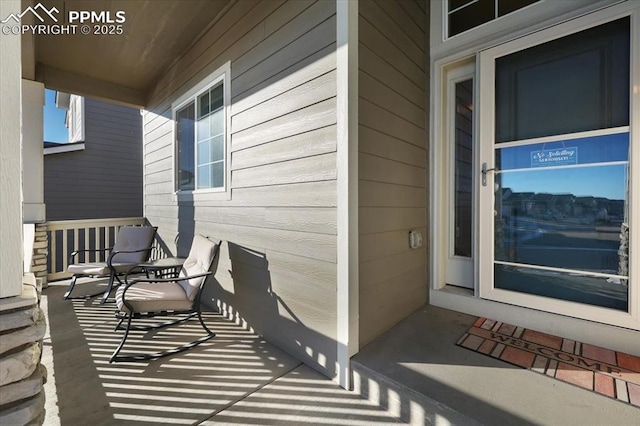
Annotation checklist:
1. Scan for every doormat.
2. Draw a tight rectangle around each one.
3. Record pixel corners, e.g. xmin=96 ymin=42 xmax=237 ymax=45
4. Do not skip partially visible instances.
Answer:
xmin=457 ymin=317 xmax=640 ymax=408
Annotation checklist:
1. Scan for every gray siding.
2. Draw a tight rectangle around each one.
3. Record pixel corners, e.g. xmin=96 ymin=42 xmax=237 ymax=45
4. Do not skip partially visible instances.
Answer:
xmin=44 ymin=98 xmax=143 ymax=220
xmin=143 ymin=0 xmax=338 ymax=377
xmin=358 ymin=0 xmax=428 ymax=347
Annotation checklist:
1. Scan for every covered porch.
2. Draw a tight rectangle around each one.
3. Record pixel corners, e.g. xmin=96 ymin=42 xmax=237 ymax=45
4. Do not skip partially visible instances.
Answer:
xmin=40 ymin=277 xmax=406 ymax=425
xmin=3 ymin=0 xmax=640 ymax=424
xmin=40 ymin=277 xmax=639 ymax=425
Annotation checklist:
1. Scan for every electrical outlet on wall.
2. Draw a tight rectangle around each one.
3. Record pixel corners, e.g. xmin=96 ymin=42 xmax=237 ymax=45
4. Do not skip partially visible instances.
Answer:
xmin=409 ymin=230 xmax=423 ymax=249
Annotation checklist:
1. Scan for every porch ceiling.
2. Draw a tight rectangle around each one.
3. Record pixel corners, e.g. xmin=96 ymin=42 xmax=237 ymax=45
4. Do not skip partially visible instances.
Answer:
xmin=29 ymin=0 xmax=232 ymax=107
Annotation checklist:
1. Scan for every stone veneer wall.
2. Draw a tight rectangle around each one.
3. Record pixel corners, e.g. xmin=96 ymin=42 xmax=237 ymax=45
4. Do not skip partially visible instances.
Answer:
xmin=30 ymin=224 xmax=48 ymax=289
xmin=0 ymin=275 xmax=47 ymax=425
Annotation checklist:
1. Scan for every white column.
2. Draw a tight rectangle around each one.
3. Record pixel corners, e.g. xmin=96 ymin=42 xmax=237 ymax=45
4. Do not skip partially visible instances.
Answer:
xmin=336 ymin=0 xmax=359 ymax=389
xmin=0 ymin=0 xmax=24 ymax=298
xmin=22 ymin=79 xmax=46 ymax=223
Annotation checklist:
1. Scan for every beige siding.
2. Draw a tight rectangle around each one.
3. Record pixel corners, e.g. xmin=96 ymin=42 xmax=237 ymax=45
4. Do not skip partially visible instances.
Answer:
xmin=143 ymin=1 xmax=338 ymax=377
xmin=358 ymin=0 xmax=428 ymax=347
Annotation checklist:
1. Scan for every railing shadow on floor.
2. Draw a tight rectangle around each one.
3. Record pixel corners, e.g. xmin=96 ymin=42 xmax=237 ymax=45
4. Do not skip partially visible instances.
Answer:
xmin=45 ymin=278 xmax=479 ymax=425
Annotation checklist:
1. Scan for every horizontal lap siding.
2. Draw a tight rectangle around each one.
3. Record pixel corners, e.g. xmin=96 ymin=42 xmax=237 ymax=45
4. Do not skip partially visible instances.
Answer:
xmin=143 ymin=0 xmax=338 ymax=377
xmin=358 ymin=0 xmax=428 ymax=347
xmin=44 ymin=98 xmax=142 ymax=220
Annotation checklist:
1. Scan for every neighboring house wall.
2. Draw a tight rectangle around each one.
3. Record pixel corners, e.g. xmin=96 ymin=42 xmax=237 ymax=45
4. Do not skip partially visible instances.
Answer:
xmin=358 ymin=0 xmax=428 ymax=346
xmin=44 ymin=97 xmax=143 ymax=220
xmin=143 ymin=1 xmax=338 ymax=376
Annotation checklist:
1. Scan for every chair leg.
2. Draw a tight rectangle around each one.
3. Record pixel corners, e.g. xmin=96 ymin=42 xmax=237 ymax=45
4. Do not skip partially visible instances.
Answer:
xmin=100 ymin=271 xmax=116 ymax=304
xmin=119 ymin=312 xmax=196 ymax=331
xmin=114 ymin=317 xmax=124 ymax=331
xmin=110 ymin=309 xmax=216 ymax=363
xmin=63 ymin=275 xmax=105 ymax=300
xmin=197 ymin=305 xmax=215 ymax=336
xmin=110 ymin=314 xmax=133 ymax=362
xmin=63 ymin=275 xmax=79 ymax=299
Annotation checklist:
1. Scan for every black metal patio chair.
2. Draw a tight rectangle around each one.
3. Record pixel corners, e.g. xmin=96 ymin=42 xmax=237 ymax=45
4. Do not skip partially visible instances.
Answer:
xmin=110 ymin=235 xmax=221 ymax=362
xmin=65 ymin=225 xmax=157 ymax=304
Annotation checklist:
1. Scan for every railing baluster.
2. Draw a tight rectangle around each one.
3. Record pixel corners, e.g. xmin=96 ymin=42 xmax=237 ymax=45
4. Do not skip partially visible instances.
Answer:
xmin=62 ymin=230 xmax=68 ymax=276
xmin=82 ymin=227 xmax=88 ymax=263
xmin=109 ymin=225 xmax=115 ymax=252
xmin=101 ymin=226 xmax=107 ymax=261
xmin=73 ymin=228 xmax=79 ymax=264
xmin=50 ymin=231 xmax=57 ymax=275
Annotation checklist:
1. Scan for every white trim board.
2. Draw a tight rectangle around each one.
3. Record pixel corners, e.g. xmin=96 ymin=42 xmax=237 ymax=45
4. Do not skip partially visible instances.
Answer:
xmin=336 ymin=0 xmax=358 ymax=390
xmin=44 ymin=142 xmax=85 ymax=155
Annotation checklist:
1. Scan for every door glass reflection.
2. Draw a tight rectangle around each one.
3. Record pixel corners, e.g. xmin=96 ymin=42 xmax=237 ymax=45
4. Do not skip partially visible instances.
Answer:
xmin=493 ymin=133 xmax=629 ymax=310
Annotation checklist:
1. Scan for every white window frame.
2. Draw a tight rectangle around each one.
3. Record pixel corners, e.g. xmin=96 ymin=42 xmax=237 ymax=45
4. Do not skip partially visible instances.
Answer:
xmin=445 ymin=0 xmax=543 ymax=40
xmin=172 ymin=61 xmax=231 ymax=201
xmin=430 ymin=0 xmax=620 ymax=60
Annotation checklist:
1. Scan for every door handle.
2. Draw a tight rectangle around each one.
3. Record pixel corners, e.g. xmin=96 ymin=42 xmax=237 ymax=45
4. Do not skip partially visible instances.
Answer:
xmin=481 ymin=162 xmax=497 ymax=186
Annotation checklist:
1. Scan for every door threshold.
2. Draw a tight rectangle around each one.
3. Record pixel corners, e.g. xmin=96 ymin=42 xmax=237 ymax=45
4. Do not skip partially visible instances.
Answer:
xmin=429 ymin=286 xmax=640 ymax=357
xmin=440 ymin=284 xmax=474 ymax=296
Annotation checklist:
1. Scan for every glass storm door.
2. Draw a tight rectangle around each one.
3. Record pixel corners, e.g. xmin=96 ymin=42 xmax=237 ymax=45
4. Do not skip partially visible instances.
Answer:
xmin=478 ymin=15 xmax=637 ymax=327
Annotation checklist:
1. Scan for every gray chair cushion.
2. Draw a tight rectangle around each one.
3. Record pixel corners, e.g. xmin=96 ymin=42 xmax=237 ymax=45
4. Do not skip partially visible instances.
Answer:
xmin=178 ymin=235 xmax=218 ymax=302
xmin=116 ymin=235 xmax=219 ymax=314
xmin=116 ymin=282 xmax=192 ymax=313
xmin=66 ymin=226 xmax=155 ymax=276
xmin=110 ymin=226 xmax=156 ymax=264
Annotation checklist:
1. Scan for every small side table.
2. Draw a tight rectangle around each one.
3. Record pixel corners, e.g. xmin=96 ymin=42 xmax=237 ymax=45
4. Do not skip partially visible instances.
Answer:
xmin=138 ymin=257 xmax=186 ymax=278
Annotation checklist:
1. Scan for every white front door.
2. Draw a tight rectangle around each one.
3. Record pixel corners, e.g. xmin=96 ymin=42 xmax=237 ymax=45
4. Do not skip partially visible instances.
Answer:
xmin=477 ymin=11 xmax=639 ymax=329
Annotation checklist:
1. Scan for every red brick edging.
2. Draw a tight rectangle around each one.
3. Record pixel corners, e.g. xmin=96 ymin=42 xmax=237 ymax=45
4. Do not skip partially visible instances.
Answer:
xmin=457 ymin=317 xmax=640 ymax=408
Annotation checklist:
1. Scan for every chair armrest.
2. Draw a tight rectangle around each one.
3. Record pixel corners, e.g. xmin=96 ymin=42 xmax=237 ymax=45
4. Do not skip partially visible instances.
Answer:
xmin=106 ymin=246 xmax=153 ymax=268
xmin=69 ymin=247 xmax=113 ymax=264
xmin=121 ymin=265 xmax=146 ymax=284
xmin=119 ymin=271 xmax=212 ymax=312
xmin=126 ymin=271 xmax=212 ymax=286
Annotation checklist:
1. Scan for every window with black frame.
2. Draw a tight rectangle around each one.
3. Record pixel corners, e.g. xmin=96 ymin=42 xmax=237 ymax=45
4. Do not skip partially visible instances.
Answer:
xmin=448 ymin=0 xmax=540 ymax=37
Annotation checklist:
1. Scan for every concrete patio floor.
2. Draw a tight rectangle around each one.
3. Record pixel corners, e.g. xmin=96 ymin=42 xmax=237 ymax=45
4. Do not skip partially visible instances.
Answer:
xmin=40 ymin=278 xmax=405 ymax=426
xmin=352 ymin=305 xmax=640 ymax=426
xmin=40 ymin=277 xmax=640 ymax=425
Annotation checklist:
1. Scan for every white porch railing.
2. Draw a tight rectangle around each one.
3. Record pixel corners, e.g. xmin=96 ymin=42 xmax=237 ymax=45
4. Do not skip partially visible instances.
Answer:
xmin=46 ymin=217 xmax=167 ymax=281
